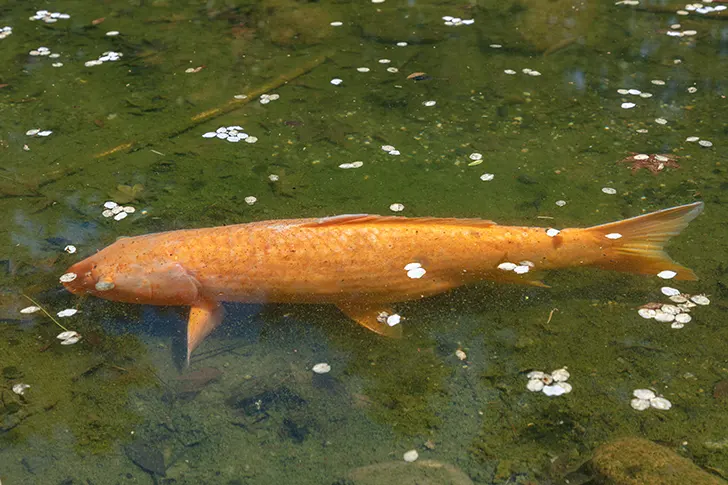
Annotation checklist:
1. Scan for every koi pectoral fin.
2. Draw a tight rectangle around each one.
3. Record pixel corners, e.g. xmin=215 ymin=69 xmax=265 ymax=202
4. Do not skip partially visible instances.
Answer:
xmin=187 ymin=301 xmax=224 ymax=365
xmin=336 ymin=302 xmax=403 ymax=338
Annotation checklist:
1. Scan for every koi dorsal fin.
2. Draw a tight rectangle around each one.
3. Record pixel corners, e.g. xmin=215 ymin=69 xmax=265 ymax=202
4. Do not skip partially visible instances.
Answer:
xmin=301 ymin=214 xmax=497 ymax=228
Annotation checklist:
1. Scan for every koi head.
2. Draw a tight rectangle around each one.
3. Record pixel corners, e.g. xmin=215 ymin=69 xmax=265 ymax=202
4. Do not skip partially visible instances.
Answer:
xmin=61 ymin=239 xmax=200 ymax=306
xmin=61 ymin=252 xmax=121 ymax=299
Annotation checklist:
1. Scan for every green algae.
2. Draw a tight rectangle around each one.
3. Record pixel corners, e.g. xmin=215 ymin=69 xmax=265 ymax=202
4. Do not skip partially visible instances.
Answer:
xmin=331 ymin=329 xmax=450 ymax=437
xmin=0 ymin=308 xmax=154 ymax=453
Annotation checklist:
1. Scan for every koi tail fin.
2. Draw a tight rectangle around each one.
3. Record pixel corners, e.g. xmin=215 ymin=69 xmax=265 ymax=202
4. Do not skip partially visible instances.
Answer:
xmin=587 ymin=202 xmax=703 ymax=281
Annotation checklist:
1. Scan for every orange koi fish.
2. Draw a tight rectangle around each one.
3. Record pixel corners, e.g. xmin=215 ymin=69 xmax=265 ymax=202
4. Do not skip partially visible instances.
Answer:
xmin=62 ymin=202 xmax=703 ymax=362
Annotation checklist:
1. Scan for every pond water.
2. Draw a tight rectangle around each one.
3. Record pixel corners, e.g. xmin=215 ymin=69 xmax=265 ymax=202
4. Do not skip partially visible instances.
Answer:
xmin=2 ymin=1 xmax=728 ymax=484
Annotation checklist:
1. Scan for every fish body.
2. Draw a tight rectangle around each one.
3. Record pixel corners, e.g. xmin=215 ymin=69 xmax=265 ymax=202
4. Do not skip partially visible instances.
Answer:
xmin=62 ymin=202 xmax=704 ymax=362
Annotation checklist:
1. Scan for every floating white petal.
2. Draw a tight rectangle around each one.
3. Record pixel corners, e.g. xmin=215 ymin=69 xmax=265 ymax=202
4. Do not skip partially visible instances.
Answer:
xmin=633 ymin=389 xmax=656 ymax=400
xmin=637 ymin=308 xmax=656 ymax=319
xmin=12 ymin=383 xmax=30 ymax=395
xmin=20 ymin=306 xmax=41 ymax=314
xmin=312 ymin=363 xmax=331 ymax=374
xmin=660 ymin=286 xmax=680 ymax=297
xmin=630 ymin=398 xmax=650 ymax=411
xmin=690 ymin=294 xmax=710 ymax=305
xmin=551 ymin=368 xmax=570 ymax=382
xmin=650 ymin=397 xmax=672 ymax=410
xmin=527 ymin=379 xmax=545 ymax=392
xmin=403 ymin=450 xmax=419 ymax=462
xmin=546 ymin=228 xmax=561 ymax=237
xmin=59 ymin=272 xmax=77 ymax=283
xmin=57 ymin=308 xmax=78 ymax=318
xmin=657 ymin=270 xmax=677 ymax=279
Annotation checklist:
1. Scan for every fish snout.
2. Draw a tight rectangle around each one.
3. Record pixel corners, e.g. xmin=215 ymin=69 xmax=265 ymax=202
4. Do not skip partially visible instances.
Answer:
xmin=61 ymin=261 xmax=96 ymax=295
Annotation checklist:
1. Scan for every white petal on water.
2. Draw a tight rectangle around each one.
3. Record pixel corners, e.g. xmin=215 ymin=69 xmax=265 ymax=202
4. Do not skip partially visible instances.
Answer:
xmin=356 ymin=67 xmax=370 ymax=72
xmin=57 ymin=330 xmax=79 ymax=340
xmin=386 ymin=314 xmax=401 ymax=326
xmin=95 ymin=281 xmax=115 ymax=291
xmin=123 ymin=206 xmax=135 ymax=213
xmin=513 ymin=265 xmax=530 ymax=274
xmin=312 ymin=363 xmax=331 ymax=374
xmin=202 ymin=132 xmax=217 ymax=138
xmin=686 ymin=136 xmax=700 ymax=142
xmin=244 ymin=196 xmax=257 ymax=205
xmin=671 ymin=322 xmax=685 ymax=329
xmin=654 ymin=311 xmax=674 ymax=323
xmin=527 ymin=379 xmax=544 ymax=392
xmin=403 ymin=450 xmax=419 ymax=462
xmin=657 ymin=270 xmax=677 ymax=279
xmin=669 ymin=294 xmax=689 ymax=303
xmin=660 ymin=304 xmax=681 ymax=315
xmin=57 ymin=308 xmax=78 ymax=318
xmin=601 ymin=187 xmax=617 ymax=195
xmin=637 ymin=308 xmax=656 ymax=319
xmin=650 ymin=397 xmax=672 ymax=410
xmin=661 ymin=286 xmax=680 ymax=296
xmin=102 ymin=209 xmax=114 ymax=218
xmin=103 ymin=201 xmax=118 ymax=209
xmin=60 ymin=335 xmax=81 ymax=345
xmin=690 ymin=294 xmax=710 ymax=305
xmin=59 ymin=272 xmax=77 ymax=283
xmin=407 ymin=267 xmax=426 ymax=279
xmin=330 ymin=78 xmax=343 ymax=85
xmin=389 ymin=203 xmax=404 ymax=212
xmin=12 ymin=383 xmax=30 ymax=395
xmin=621 ymin=102 xmax=636 ymax=109
xmin=404 ymin=262 xmax=422 ymax=271
xmin=469 ymin=153 xmax=483 ymax=161
xmin=422 ymin=100 xmax=436 ymax=107
xmin=633 ymin=388 xmax=656 ymax=400
xmin=542 ymin=384 xmax=567 ymax=396
xmin=480 ymin=173 xmax=495 ymax=181
xmin=26 ymin=129 xmax=40 ymax=136
xmin=605 ymin=233 xmax=622 ymax=239
xmin=114 ymin=211 xmax=128 ymax=221
xmin=497 ymin=262 xmax=517 ymax=271
xmin=630 ymin=398 xmax=650 ymax=411
xmin=64 ymin=245 xmax=76 ymax=254
xmin=20 ymin=306 xmax=41 ymax=314
xmin=245 ymin=136 xmax=258 ymax=143
xmin=674 ymin=313 xmax=692 ymax=324
xmin=555 ymin=200 xmax=567 ymax=207
xmin=551 ymin=368 xmax=570 ymax=382
xmin=698 ymin=140 xmax=713 ymax=147
xmin=546 ymin=228 xmax=561 ymax=237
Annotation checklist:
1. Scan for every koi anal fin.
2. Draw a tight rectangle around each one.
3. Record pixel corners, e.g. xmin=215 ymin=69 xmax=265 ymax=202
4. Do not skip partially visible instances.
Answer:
xmin=187 ymin=301 xmax=224 ymax=365
xmin=588 ymin=202 xmax=703 ymax=280
xmin=336 ymin=302 xmax=403 ymax=338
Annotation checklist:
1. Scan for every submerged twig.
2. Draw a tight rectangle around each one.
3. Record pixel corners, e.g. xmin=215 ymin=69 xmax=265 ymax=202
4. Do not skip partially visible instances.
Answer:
xmin=93 ymin=51 xmax=332 ymax=159
xmin=22 ymin=293 xmax=70 ymax=332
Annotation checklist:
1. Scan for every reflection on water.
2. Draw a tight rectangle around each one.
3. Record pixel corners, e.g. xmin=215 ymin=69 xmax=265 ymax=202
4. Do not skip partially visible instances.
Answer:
xmin=2 ymin=0 xmax=728 ymax=483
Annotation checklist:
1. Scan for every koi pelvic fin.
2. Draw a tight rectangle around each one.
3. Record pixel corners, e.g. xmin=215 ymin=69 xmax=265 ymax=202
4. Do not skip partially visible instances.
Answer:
xmin=187 ymin=301 xmax=224 ymax=365
xmin=588 ymin=201 xmax=704 ymax=280
xmin=336 ymin=302 xmax=403 ymax=338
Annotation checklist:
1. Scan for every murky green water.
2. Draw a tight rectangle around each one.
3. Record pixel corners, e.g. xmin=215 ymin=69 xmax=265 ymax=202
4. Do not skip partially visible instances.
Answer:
xmin=2 ymin=1 xmax=728 ymax=484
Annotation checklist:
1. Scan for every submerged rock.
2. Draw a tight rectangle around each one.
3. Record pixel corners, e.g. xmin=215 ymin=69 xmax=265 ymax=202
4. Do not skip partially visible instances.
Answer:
xmin=591 ymin=437 xmax=726 ymax=485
